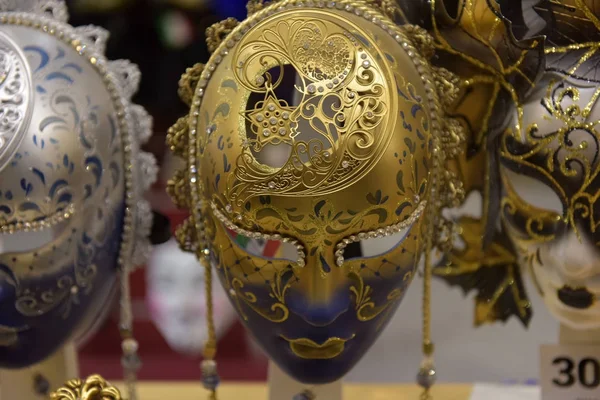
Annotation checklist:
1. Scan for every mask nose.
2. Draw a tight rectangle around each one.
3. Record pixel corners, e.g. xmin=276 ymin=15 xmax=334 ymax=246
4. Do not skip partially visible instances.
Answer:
xmin=287 ymin=288 xmax=350 ymax=326
xmin=286 ymin=250 xmax=350 ymax=326
xmin=551 ymin=231 xmax=600 ymax=280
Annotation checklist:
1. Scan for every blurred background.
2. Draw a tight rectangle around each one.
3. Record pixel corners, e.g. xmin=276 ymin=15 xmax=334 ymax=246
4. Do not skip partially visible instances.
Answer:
xmin=71 ymin=0 xmax=559 ymax=385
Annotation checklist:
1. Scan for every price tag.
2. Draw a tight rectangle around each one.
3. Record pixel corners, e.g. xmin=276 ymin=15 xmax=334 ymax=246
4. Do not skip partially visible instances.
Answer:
xmin=541 ymin=344 xmax=600 ymax=400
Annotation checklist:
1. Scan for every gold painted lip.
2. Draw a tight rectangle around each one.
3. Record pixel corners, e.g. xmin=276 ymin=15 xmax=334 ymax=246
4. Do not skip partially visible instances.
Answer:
xmin=281 ymin=335 xmax=355 ymax=360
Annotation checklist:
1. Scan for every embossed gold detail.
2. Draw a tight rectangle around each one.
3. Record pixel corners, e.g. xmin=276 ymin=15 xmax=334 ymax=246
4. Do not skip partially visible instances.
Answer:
xmin=349 ymin=271 xmax=407 ymax=322
xmin=50 ymin=374 xmax=122 ymax=400
xmin=206 ymin=18 xmax=240 ymax=54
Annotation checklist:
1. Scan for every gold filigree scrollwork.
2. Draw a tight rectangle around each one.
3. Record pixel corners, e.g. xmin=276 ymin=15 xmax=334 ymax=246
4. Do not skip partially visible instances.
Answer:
xmin=349 ymin=271 xmax=405 ymax=322
xmin=175 ymin=217 xmax=198 ymax=253
xmin=206 ymin=18 xmax=240 ymax=54
xmin=441 ymin=118 xmax=466 ymax=159
xmin=402 ymin=24 xmax=435 ymax=59
xmin=231 ymin=275 xmax=290 ymax=323
xmin=432 ymin=66 xmax=463 ymax=111
xmin=167 ymin=169 xmax=190 ymax=210
xmin=167 ymin=116 xmax=190 ymax=158
xmin=363 ymin=0 xmax=404 ymax=22
xmin=178 ymin=63 xmax=205 ymax=106
xmin=228 ymin=17 xmax=394 ymax=204
xmin=50 ymin=375 xmax=122 ymax=400
xmin=500 ymin=78 xmax=600 ymax=237
xmin=247 ymin=0 xmax=280 ymax=16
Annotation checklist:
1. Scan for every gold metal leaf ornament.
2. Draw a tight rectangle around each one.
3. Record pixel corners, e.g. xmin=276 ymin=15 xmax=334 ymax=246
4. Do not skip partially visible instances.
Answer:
xmin=50 ymin=375 xmax=122 ymax=400
xmin=434 ymin=217 xmax=532 ymax=327
xmin=206 ymin=18 xmax=240 ymax=53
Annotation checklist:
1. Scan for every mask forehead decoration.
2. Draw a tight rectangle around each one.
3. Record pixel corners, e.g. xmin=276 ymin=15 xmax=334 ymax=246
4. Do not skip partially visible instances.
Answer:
xmin=169 ymin=0 xmax=465 ymax=391
xmin=0 ymin=0 xmax=156 ymax=386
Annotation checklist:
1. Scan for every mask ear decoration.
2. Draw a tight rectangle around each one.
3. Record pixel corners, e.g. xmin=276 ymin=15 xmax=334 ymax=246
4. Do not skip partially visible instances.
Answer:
xmin=205 ymin=18 xmax=240 ymax=54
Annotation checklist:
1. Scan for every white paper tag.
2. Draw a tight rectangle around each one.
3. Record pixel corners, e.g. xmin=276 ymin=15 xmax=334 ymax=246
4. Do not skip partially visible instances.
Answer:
xmin=470 ymin=383 xmax=540 ymax=400
xmin=540 ymin=344 xmax=600 ymax=400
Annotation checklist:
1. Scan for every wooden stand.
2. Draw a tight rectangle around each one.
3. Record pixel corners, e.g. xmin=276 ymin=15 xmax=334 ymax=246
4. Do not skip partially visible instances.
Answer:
xmin=0 ymin=343 xmax=78 ymax=400
xmin=268 ymin=361 xmax=342 ymax=400
xmin=559 ymin=324 xmax=600 ymax=345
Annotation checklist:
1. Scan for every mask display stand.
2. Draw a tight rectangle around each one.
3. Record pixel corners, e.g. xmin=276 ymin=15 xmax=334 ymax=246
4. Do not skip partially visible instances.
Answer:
xmin=559 ymin=325 xmax=600 ymax=345
xmin=268 ymin=360 xmax=342 ymax=400
xmin=0 ymin=342 xmax=78 ymax=400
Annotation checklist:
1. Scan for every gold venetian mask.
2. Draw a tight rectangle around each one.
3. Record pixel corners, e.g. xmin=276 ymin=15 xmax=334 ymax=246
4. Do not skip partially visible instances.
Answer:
xmin=169 ymin=0 xmax=462 ymax=384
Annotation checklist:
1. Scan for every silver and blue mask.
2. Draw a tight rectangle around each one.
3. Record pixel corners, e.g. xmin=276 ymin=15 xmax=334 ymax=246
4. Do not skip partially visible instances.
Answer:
xmin=0 ymin=0 xmax=156 ymax=367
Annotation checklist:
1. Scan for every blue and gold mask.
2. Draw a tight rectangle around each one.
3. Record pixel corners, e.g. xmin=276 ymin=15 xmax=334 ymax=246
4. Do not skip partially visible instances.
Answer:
xmin=169 ymin=0 xmax=464 ymax=386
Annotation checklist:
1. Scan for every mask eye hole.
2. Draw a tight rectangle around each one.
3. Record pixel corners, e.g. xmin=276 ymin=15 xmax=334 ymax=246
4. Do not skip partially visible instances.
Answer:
xmin=335 ymin=202 xmax=425 ymax=265
xmin=213 ymin=203 xmax=305 ymax=264
xmin=0 ymin=220 xmax=70 ymax=254
xmin=502 ymin=166 xmax=564 ymax=215
xmin=225 ymin=227 xmax=300 ymax=262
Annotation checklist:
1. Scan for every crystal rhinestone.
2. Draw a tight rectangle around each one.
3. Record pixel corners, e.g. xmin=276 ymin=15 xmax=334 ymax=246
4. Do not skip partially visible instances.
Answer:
xmin=229 ymin=289 xmax=236 ymax=296
xmin=307 ymin=84 xmax=316 ymax=94
xmin=256 ymin=114 xmax=264 ymax=122
xmin=282 ymin=112 xmax=290 ymax=120
xmin=225 ymin=204 xmax=233 ymax=213
xmin=358 ymin=232 xmax=366 ymax=239
xmin=414 ymin=195 xmax=421 ymax=203
xmin=279 ymin=127 xmax=287 ymax=136
xmin=202 ymin=373 xmax=220 ymax=391
xmin=333 ymin=78 xmax=339 ymax=84
xmin=348 ymin=92 xmax=355 ymax=98
xmin=121 ymin=353 xmax=142 ymax=371
xmin=342 ymin=160 xmax=349 ymax=169
xmin=366 ymin=111 xmax=374 ymax=118
xmin=268 ymin=104 xmax=276 ymax=111
xmin=263 ymin=129 xmax=271 ymax=137
xmin=268 ymin=181 xmax=276 ymax=189
xmin=417 ymin=366 xmax=436 ymax=389
xmin=362 ymin=60 xmax=371 ymax=69
xmin=33 ymin=374 xmax=50 ymax=395
xmin=336 ymin=256 xmax=344 ymax=266
xmin=327 ymin=1 xmax=335 ymax=7
xmin=121 ymin=338 xmax=139 ymax=354
xmin=270 ymin=117 xmax=278 ymax=125
xmin=326 ymin=82 xmax=333 ymax=89
xmin=361 ymin=53 xmax=367 ymax=60
xmin=293 ymin=390 xmax=316 ymax=400
xmin=256 ymin=76 xmax=265 ymax=85
xmin=345 ymin=4 xmax=352 ymax=11
xmin=297 ymin=259 xmax=306 ymax=267
xmin=318 ymin=86 xmax=324 ymax=93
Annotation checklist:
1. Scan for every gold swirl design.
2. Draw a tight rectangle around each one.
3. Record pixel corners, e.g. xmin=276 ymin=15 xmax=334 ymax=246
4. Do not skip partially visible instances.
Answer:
xmin=231 ymin=277 xmax=290 ymax=323
xmin=50 ymin=375 xmax=122 ymax=400
xmin=227 ymin=17 xmax=395 ymax=204
xmin=501 ymin=78 xmax=600 ymax=237
xmin=349 ymin=271 xmax=406 ymax=322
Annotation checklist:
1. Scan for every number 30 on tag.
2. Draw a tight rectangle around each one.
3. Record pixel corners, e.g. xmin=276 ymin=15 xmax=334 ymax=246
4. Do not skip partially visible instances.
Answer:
xmin=541 ymin=344 xmax=600 ymax=400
